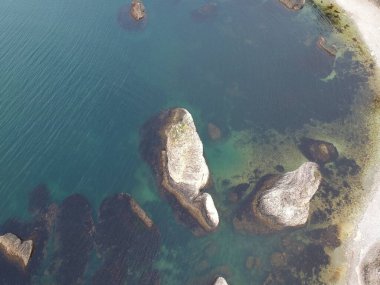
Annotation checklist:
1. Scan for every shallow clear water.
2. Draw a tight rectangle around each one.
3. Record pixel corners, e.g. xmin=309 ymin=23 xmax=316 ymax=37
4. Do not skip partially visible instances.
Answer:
xmin=0 ymin=0 xmax=375 ymax=284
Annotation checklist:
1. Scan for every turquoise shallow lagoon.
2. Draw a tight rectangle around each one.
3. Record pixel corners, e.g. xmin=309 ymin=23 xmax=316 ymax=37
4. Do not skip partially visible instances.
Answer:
xmin=0 ymin=0 xmax=377 ymax=284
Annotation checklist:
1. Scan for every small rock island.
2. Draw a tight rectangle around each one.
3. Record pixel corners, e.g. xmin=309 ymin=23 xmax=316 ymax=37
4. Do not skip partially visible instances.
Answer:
xmin=130 ymin=0 xmax=145 ymax=21
xmin=0 ymin=233 xmax=33 ymax=267
xmin=234 ymin=162 xmax=322 ymax=234
xmin=140 ymin=108 xmax=219 ymax=235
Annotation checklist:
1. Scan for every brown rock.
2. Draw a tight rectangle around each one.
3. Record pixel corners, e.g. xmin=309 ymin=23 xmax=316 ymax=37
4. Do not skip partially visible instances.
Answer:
xmin=279 ymin=0 xmax=305 ymax=10
xmin=270 ymin=252 xmax=287 ymax=268
xmin=130 ymin=0 xmax=145 ymax=21
xmin=208 ymin=123 xmax=222 ymax=140
xmin=317 ymin=36 xmax=337 ymax=57
xmin=298 ymin=137 xmax=339 ymax=164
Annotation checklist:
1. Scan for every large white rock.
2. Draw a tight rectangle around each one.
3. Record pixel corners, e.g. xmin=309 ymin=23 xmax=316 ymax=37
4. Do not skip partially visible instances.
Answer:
xmin=0 ymin=233 xmax=33 ymax=267
xmin=234 ymin=162 xmax=322 ymax=234
xmin=257 ymin=162 xmax=321 ymax=227
xmin=165 ymin=108 xmax=210 ymax=197
xmin=213 ymin=276 xmax=229 ymax=285
xmin=141 ymin=108 xmax=219 ymax=235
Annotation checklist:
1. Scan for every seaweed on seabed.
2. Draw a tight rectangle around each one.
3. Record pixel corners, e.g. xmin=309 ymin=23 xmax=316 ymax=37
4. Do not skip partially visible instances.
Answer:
xmin=49 ymin=194 xmax=95 ymax=285
xmin=92 ymin=193 xmax=160 ymax=285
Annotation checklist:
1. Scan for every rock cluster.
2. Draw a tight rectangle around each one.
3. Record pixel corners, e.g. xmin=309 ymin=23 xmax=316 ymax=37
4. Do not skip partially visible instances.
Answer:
xmin=140 ymin=108 xmax=219 ymax=235
xmin=93 ymin=193 xmax=160 ymax=284
xmin=234 ymin=162 xmax=322 ymax=234
xmin=0 ymin=233 xmax=33 ymax=267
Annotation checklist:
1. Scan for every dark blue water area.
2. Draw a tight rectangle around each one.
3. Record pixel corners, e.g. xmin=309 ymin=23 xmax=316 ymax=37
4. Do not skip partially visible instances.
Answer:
xmin=0 ymin=0 xmax=372 ymax=284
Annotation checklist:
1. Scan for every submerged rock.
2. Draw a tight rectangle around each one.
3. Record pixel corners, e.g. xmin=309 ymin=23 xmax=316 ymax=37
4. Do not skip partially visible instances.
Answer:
xmin=279 ymin=0 xmax=305 ymax=10
xmin=191 ymin=3 xmax=218 ymax=21
xmin=50 ymin=194 xmax=94 ymax=285
xmin=93 ymin=193 xmax=160 ymax=285
xmin=28 ymin=184 xmax=51 ymax=215
xmin=208 ymin=123 xmax=222 ymax=140
xmin=234 ymin=162 xmax=322 ymax=234
xmin=0 ymin=233 xmax=32 ymax=267
xmin=298 ymin=137 xmax=339 ymax=164
xmin=130 ymin=0 xmax=146 ymax=21
xmin=140 ymin=108 xmax=219 ymax=235
xmin=317 ymin=36 xmax=338 ymax=57
xmin=360 ymin=242 xmax=380 ymax=285
xmin=213 ymin=276 xmax=229 ymax=285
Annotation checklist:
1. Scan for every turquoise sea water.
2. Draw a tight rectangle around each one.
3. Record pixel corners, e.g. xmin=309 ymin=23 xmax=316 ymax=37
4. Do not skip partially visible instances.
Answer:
xmin=0 ymin=0 xmax=375 ymax=284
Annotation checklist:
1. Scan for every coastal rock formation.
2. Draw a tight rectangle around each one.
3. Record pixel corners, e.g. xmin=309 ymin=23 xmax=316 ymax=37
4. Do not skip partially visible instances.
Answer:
xmin=93 ymin=193 xmax=160 ymax=285
xmin=50 ymin=194 xmax=95 ymax=285
xmin=234 ymin=162 xmax=322 ymax=234
xmin=0 ymin=233 xmax=33 ymax=267
xmin=360 ymin=242 xmax=380 ymax=285
xmin=140 ymin=108 xmax=219 ymax=235
xmin=298 ymin=137 xmax=339 ymax=164
xmin=130 ymin=0 xmax=145 ymax=21
xmin=279 ymin=0 xmax=305 ymax=10
xmin=213 ymin=276 xmax=229 ymax=285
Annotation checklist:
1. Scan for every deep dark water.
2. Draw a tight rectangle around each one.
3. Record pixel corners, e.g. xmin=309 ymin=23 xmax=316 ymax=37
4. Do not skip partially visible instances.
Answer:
xmin=0 ymin=0 xmax=376 ymax=284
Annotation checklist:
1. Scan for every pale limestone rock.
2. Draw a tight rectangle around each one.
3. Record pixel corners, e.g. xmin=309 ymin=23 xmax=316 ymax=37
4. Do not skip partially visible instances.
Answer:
xmin=141 ymin=108 xmax=219 ymax=235
xmin=213 ymin=276 xmax=229 ymax=285
xmin=0 ymin=233 xmax=33 ymax=267
xmin=234 ymin=162 xmax=322 ymax=234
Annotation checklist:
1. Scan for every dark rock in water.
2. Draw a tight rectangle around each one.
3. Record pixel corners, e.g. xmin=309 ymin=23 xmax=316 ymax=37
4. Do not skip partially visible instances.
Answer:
xmin=130 ymin=0 xmax=146 ymax=21
xmin=118 ymin=1 xmax=147 ymax=31
xmin=0 ymin=233 xmax=33 ymax=267
xmin=50 ymin=194 xmax=94 ymax=285
xmin=334 ymin=157 xmax=360 ymax=176
xmin=275 ymin=165 xmax=285 ymax=173
xmin=28 ymin=184 xmax=51 ymax=215
xmin=139 ymin=270 xmax=160 ymax=285
xmin=278 ymin=0 xmax=305 ymax=10
xmin=306 ymin=225 xmax=341 ymax=248
xmin=234 ymin=162 xmax=322 ymax=234
xmin=93 ymin=193 xmax=160 ymax=285
xmin=191 ymin=3 xmax=218 ymax=21
xmin=140 ymin=108 xmax=219 ymax=235
xmin=360 ymin=242 xmax=380 ymax=285
xmin=317 ymin=36 xmax=338 ymax=57
xmin=227 ymin=183 xmax=250 ymax=203
xmin=298 ymin=137 xmax=339 ymax=164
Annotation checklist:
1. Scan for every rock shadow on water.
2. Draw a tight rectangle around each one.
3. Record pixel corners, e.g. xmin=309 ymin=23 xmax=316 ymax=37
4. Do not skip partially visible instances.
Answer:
xmin=49 ymin=194 xmax=95 ymax=285
xmin=93 ymin=193 xmax=160 ymax=285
